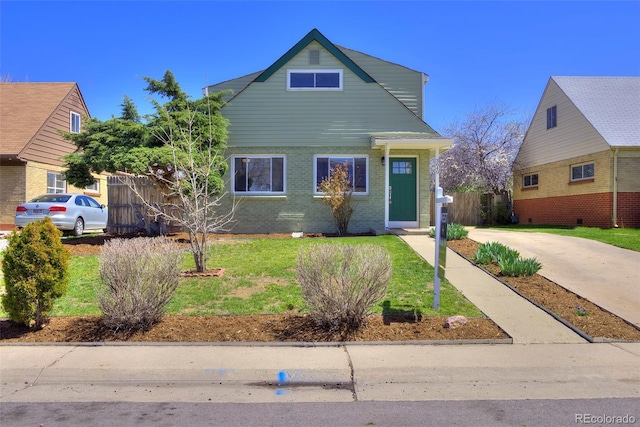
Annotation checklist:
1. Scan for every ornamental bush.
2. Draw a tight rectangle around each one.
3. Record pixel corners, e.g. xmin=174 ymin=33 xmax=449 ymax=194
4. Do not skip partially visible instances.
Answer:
xmin=1 ymin=218 xmax=70 ymax=329
xmin=97 ymin=236 xmax=183 ymax=331
xmin=296 ymin=243 xmax=392 ymax=331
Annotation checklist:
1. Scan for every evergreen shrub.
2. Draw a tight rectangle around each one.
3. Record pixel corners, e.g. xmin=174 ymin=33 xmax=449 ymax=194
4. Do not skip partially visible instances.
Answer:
xmin=1 ymin=218 xmax=70 ymax=329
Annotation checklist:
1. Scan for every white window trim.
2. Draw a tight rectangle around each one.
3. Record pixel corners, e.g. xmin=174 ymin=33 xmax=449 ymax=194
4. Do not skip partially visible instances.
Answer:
xmin=313 ymin=155 xmax=369 ymax=196
xmin=523 ymin=173 xmax=539 ymax=188
xmin=231 ymin=155 xmax=287 ymax=196
xmin=47 ymin=172 xmax=66 ymax=193
xmin=70 ymin=111 xmax=81 ymax=133
xmin=287 ymin=69 xmax=343 ymax=91
xmin=85 ymin=180 xmax=100 ymax=193
xmin=570 ymin=162 xmax=595 ymax=182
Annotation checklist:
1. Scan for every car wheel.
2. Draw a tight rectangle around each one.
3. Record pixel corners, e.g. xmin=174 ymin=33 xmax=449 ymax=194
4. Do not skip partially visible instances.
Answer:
xmin=72 ymin=218 xmax=84 ymax=236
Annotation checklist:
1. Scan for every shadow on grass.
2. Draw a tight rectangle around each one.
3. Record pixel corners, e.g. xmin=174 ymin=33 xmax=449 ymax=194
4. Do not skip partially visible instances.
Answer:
xmin=381 ymin=300 xmax=422 ymax=325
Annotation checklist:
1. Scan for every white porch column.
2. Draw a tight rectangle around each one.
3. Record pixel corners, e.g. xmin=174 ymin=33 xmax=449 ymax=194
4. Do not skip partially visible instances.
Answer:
xmin=384 ymin=143 xmax=391 ymax=229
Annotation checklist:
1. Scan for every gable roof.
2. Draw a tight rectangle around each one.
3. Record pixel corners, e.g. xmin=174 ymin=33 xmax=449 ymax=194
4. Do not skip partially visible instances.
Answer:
xmin=552 ymin=76 xmax=640 ymax=147
xmin=0 ymin=82 xmax=86 ymax=156
xmin=254 ymin=28 xmax=375 ymax=84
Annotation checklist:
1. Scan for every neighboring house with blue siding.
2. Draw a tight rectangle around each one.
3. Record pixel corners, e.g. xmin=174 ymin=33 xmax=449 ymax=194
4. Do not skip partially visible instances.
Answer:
xmin=205 ymin=29 xmax=451 ymax=234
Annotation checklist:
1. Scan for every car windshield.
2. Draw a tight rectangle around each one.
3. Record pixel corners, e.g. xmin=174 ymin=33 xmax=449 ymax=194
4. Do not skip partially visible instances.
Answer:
xmin=29 ymin=195 xmax=72 ymax=203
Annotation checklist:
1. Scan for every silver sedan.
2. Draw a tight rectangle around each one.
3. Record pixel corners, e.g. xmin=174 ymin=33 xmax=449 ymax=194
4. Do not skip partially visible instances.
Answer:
xmin=15 ymin=193 xmax=108 ymax=236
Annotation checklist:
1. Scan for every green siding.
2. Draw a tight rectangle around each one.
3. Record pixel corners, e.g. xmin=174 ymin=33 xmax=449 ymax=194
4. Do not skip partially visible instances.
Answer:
xmin=223 ymin=42 xmax=436 ymax=148
xmin=337 ymin=46 xmax=426 ymax=120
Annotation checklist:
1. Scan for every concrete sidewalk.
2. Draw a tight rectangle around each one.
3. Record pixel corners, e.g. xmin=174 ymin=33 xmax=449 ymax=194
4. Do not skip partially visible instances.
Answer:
xmin=2 ymin=232 xmax=640 ymax=405
xmin=399 ymin=235 xmax=586 ymax=344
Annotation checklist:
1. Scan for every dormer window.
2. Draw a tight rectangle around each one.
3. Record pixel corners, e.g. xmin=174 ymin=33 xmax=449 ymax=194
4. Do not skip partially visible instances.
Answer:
xmin=287 ymin=69 xmax=343 ymax=91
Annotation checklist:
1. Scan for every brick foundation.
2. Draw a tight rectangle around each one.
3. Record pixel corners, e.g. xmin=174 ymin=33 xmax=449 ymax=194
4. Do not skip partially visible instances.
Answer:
xmin=513 ymin=192 xmax=640 ymax=228
xmin=617 ymin=192 xmax=640 ymax=228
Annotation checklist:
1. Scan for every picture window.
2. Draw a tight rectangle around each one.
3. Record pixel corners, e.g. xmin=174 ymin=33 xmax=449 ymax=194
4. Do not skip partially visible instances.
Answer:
xmin=315 ymin=156 xmax=368 ymax=194
xmin=233 ymin=156 xmax=285 ymax=194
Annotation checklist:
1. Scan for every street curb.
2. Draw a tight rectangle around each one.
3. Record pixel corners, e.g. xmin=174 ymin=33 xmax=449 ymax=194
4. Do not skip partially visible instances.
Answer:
xmin=0 ymin=337 xmax=513 ymax=347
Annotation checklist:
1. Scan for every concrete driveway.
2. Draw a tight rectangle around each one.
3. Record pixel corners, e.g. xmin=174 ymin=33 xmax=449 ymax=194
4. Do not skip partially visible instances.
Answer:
xmin=467 ymin=228 xmax=640 ymax=328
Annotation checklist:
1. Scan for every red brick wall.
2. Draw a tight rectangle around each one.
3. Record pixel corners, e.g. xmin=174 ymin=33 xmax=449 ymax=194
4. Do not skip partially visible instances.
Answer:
xmin=617 ymin=192 xmax=640 ymax=228
xmin=514 ymin=193 xmax=614 ymax=228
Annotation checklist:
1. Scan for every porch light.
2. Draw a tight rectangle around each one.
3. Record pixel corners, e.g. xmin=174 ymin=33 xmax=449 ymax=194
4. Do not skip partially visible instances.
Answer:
xmin=381 ymin=156 xmax=385 ymax=166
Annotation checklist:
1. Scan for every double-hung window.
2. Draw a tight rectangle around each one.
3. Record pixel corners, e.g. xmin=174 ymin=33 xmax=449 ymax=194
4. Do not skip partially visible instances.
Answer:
xmin=571 ymin=162 xmax=594 ymax=182
xmin=523 ymin=173 xmax=538 ymax=188
xmin=287 ymin=69 xmax=343 ymax=91
xmin=233 ymin=156 xmax=285 ymax=195
xmin=47 ymin=172 xmax=66 ymax=193
xmin=314 ymin=156 xmax=368 ymax=194
xmin=70 ymin=111 xmax=81 ymax=133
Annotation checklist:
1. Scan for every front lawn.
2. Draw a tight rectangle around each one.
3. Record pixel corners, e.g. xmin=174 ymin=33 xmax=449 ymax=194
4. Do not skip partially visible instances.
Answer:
xmin=484 ymin=225 xmax=640 ymax=252
xmin=0 ymin=235 xmax=483 ymax=318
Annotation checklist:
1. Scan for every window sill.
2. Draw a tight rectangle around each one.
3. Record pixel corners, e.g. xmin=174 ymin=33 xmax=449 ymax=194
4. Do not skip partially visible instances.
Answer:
xmin=521 ymin=186 xmax=538 ymax=191
xmin=313 ymin=194 xmax=370 ymax=199
xmin=233 ymin=194 xmax=287 ymax=200
xmin=569 ymin=178 xmax=595 ymax=185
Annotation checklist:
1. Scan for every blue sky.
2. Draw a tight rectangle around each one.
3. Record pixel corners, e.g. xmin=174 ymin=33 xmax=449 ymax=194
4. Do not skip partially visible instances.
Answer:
xmin=2 ymin=1 xmax=639 ymax=133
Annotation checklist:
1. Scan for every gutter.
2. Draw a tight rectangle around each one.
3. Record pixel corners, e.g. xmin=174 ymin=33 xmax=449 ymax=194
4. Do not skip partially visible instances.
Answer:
xmin=613 ymin=147 xmax=619 ymax=228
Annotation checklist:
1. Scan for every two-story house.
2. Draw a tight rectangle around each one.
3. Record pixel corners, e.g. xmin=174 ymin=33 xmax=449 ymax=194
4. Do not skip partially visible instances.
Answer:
xmin=205 ymin=29 xmax=451 ymax=234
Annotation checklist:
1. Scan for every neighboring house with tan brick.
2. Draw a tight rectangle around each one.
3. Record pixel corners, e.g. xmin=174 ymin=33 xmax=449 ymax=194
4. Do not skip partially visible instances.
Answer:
xmin=205 ymin=29 xmax=451 ymax=234
xmin=0 ymin=82 xmax=108 ymax=229
xmin=513 ymin=76 xmax=640 ymax=228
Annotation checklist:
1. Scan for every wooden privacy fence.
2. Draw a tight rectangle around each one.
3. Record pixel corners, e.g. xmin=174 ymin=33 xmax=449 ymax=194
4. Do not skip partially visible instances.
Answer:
xmin=107 ymin=176 xmax=183 ymax=235
xmin=430 ymin=192 xmax=483 ymax=226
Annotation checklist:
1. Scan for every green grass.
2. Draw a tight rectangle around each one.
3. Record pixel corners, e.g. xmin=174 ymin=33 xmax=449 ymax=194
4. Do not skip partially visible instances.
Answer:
xmin=483 ymin=225 xmax=640 ymax=252
xmin=0 ymin=236 xmax=484 ymax=319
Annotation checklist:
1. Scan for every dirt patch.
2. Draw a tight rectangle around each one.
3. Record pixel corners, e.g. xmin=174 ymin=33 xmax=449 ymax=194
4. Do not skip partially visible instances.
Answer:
xmin=0 ymin=314 xmax=508 ymax=343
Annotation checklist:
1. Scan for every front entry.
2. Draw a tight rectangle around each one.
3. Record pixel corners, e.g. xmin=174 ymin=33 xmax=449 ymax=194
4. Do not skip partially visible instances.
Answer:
xmin=388 ymin=157 xmax=418 ymax=228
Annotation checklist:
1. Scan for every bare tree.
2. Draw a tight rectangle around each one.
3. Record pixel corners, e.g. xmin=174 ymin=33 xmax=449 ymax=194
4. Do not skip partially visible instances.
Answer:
xmin=436 ymin=101 xmax=527 ymax=195
xmin=125 ymin=102 xmax=237 ymax=273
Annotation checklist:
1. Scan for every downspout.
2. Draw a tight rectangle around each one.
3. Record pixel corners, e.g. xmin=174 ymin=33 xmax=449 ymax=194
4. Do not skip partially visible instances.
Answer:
xmin=613 ymin=147 xmax=619 ymax=228
xmin=384 ymin=143 xmax=391 ymax=229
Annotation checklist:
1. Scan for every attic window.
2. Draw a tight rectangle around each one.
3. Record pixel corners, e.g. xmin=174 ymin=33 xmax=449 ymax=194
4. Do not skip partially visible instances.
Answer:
xmin=546 ymin=106 xmax=557 ymax=129
xmin=70 ymin=111 xmax=81 ymax=133
xmin=287 ymin=69 xmax=343 ymax=91
xmin=309 ymin=50 xmax=320 ymax=65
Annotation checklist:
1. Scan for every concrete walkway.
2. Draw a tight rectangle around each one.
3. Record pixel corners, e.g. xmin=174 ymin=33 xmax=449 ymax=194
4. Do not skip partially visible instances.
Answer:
xmin=399 ymin=235 xmax=586 ymax=344
xmin=467 ymin=228 xmax=640 ymax=328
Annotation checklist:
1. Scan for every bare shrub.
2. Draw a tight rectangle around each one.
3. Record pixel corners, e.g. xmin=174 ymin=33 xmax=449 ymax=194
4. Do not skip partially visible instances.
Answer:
xmin=98 ymin=237 xmax=183 ymax=331
xmin=296 ymin=243 xmax=392 ymax=331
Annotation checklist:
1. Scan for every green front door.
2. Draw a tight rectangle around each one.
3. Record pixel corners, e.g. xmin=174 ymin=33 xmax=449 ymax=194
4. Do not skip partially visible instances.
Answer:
xmin=389 ymin=158 xmax=417 ymax=222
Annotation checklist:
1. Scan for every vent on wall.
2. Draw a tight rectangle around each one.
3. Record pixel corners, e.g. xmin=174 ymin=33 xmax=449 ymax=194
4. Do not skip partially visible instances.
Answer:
xmin=577 ymin=218 xmax=583 ymax=225
xmin=309 ymin=50 xmax=320 ymax=65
